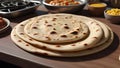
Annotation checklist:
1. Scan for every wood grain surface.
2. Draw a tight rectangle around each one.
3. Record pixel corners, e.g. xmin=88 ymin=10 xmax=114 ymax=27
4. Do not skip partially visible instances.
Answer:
xmin=0 ymin=5 xmax=120 ymax=68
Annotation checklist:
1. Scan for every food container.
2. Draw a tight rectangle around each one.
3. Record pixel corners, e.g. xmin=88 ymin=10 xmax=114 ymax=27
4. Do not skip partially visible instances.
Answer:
xmin=87 ymin=2 xmax=107 ymax=16
xmin=42 ymin=0 xmax=87 ymax=13
xmin=110 ymin=0 xmax=120 ymax=8
xmin=0 ymin=17 xmax=10 ymax=34
xmin=104 ymin=8 xmax=120 ymax=23
xmin=0 ymin=0 xmax=41 ymax=18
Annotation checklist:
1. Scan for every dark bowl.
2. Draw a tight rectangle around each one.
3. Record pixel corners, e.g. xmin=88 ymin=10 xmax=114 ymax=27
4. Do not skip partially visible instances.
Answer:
xmin=87 ymin=2 xmax=107 ymax=16
xmin=0 ymin=1 xmax=41 ymax=18
xmin=42 ymin=0 xmax=87 ymax=13
xmin=110 ymin=0 xmax=120 ymax=8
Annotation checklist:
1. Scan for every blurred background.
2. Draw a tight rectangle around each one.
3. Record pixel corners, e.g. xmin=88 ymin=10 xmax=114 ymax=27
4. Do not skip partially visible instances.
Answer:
xmin=0 ymin=60 xmax=20 ymax=68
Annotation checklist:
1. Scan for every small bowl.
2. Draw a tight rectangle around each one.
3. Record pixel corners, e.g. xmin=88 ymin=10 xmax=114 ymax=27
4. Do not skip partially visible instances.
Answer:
xmin=0 ymin=18 xmax=10 ymax=34
xmin=104 ymin=8 xmax=120 ymax=24
xmin=42 ymin=0 xmax=87 ymax=13
xmin=87 ymin=2 xmax=107 ymax=16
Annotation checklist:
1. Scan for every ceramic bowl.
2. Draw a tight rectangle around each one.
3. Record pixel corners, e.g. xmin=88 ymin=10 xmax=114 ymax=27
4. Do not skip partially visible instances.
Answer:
xmin=104 ymin=8 xmax=120 ymax=23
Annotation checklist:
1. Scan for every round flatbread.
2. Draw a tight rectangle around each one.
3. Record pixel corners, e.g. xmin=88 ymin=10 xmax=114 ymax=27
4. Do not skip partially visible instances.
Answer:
xmin=15 ymin=17 xmax=109 ymax=52
xmin=22 ymin=14 xmax=103 ymax=52
xmin=11 ymin=26 xmax=113 ymax=57
xmin=24 ymin=14 xmax=89 ymax=43
xmin=119 ymin=56 xmax=120 ymax=61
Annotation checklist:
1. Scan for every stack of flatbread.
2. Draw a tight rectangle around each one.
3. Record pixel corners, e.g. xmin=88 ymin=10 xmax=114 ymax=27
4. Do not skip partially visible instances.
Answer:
xmin=11 ymin=14 xmax=114 ymax=57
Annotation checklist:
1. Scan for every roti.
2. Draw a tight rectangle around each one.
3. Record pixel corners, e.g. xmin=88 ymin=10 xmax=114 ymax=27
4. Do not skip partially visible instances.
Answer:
xmin=11 ymin=13 xmax=114 ymax=57
xmin=24 ymin=14 xmax=89 ymax=43
xmin=15 ymin=19 xmax=110 ymax=52
xmin=21 ymin=14 xmax=103 ymax=51
xmin=11 ymin=26 xmax=113 ymax=57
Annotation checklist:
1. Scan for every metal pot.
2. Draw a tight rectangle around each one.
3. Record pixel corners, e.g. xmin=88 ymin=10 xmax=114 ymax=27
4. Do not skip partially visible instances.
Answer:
xmin=110 ymin=0 xmax=120 ymax=8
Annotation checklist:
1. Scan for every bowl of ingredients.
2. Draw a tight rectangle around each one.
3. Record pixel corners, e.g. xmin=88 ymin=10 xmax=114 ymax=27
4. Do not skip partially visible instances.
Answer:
xmin=0 ymin=17 xmax=10 ymax=33
xmin=87 ymin=2 xmax=107 ymax=16
xmin=104 ymin=8 xmax=120 ymax=23
xmin=42 ymin=0 xmax=87 ymax=13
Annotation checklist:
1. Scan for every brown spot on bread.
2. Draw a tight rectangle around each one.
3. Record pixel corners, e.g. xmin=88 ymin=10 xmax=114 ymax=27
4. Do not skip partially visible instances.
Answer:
xmin=65 ymin=24 xmax=67 ymax=25
xmin=65 ymin=17 xmax=68 ymax=19
xmin=32 ymin=27 xmax=38 ymax=29
xmin=75 ymin=36 xmax=78 ymax=38
xmin=84 ymin=44 xmax=88 ymax=46
xmin=53 ymin=28 xmax=56 ymax=30
xmin=56 ymin=45 xmax=61 ymax=47
xmin=33 ymin=33 xmax=38 ymax=35
xmin=96 ymin=29 xmax=99 ymax=32
xmin=77 ymin=29 xmax=79 ymax=31
xmin=71 ymin=31 xmax=78 ymax=35
xmin=69 ymin=16 xmax=72 ymax=18
xmin=93 ymin=37 xmax=97 ymax=39
xmin=47 ymin=25 xmax=52 ymax=27
xmin=36 ymin=21 xmax=39 ymax=23
xmin=45 ymin=20 xmax=48 ymax=23
xmin=20 ymin=33 xmax=24 ymax=35
xmin=71 ymin=44 xmax=75 ymax=46
xmin=18 ymin=40 xmax=22 ymax=42
xmin=45 ymin=37 xmax=51 ymax=40
xmin=79 ymin=21 xmax=82 ymax=23
xmin=50 ymin=31 xmax=57 ymax=34
xmin=20 ymin=24 xmax=24 ymax=26
xmin=91 ymin=22 xmax=94 ymax=24
xmin=56 ymin=39 xmax=59 ymax=40
xmin=61 ymin=35 xmax=67 ymax=38
xmin=83 ymin=33 xmax=86 ymax=35
xmin=14 ymin=35 xmax=16 ymax=36
xmin=43 ymin=53 xmax=48 ymax=55
xmin=29 ymin=39 xmax=33 ymax=41
xmin=26 ymin=44 xmax=29 ymax=46
xmin=52 ymin=18 xmax=57 ymax=21
xmin=96 ymin=24 xmax=99 ymax=26
xmin=64 ymin=26 xmax=69 ymax=29
xmin=42 ymin=46 xmax=47 ymax=49
xmin=53 ymin=23 xmax=56 ymax=25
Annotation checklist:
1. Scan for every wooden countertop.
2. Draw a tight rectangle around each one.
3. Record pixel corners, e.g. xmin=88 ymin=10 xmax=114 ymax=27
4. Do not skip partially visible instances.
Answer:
xmin=0 ymin=5 xmax=120 ymax=68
